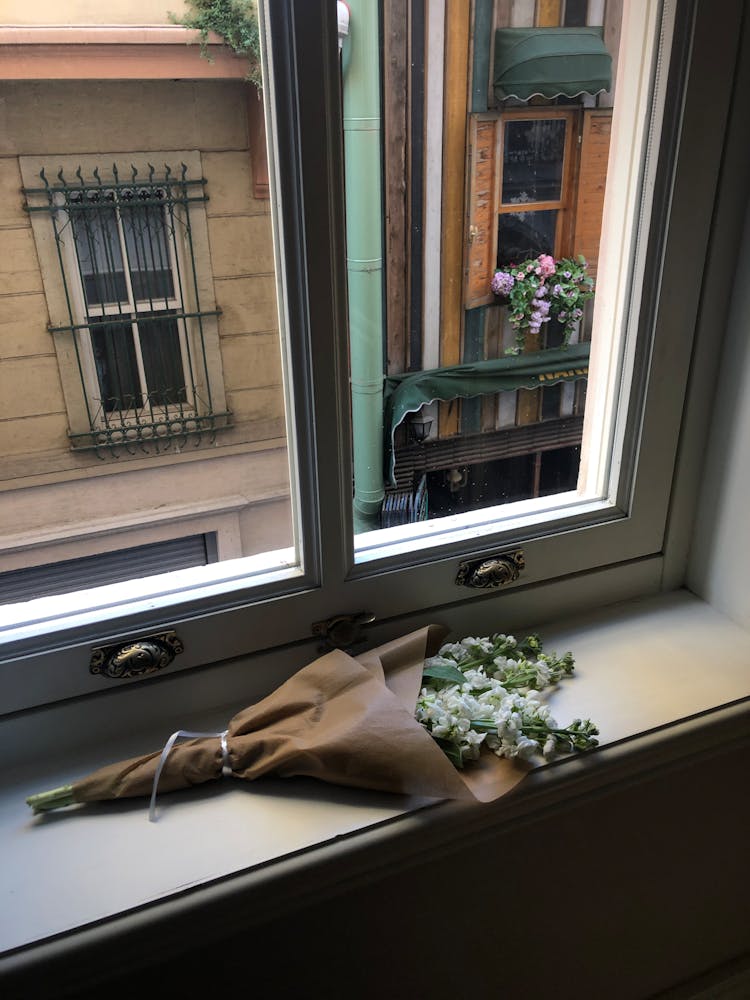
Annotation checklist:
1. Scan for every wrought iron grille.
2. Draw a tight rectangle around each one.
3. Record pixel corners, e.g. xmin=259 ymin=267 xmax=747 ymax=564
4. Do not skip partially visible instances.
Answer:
xmin=23 ymin=163 xmax=232 ymax=457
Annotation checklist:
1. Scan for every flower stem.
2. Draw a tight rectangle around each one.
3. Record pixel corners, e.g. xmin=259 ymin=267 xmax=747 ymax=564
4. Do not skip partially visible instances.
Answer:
xmin=27 ymin=785 xmax=76 ymax=813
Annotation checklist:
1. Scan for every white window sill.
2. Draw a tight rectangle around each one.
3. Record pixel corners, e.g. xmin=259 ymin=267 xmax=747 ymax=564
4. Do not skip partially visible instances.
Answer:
xmin=1 ymin=588 xmax=749 ymax=985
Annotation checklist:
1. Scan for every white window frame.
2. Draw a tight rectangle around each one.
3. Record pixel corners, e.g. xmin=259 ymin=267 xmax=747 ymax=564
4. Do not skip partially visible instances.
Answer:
xmin=0 ymin=0 xmax=742 ymax=715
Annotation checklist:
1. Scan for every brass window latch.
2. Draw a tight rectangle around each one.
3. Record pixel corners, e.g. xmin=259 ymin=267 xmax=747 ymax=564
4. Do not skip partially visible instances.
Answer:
xmin=90 ymin=631 xmax=184 ymax=679
xmin=455 ymin=549 xmax=525 ymax=590
xmin=311 ymin=612 xmax=376 ymax=651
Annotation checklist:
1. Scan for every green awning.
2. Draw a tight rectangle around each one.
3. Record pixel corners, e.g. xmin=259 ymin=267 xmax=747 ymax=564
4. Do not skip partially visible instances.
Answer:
xmin=494 ymin=27 xmax=612 ymax=101
xmin=384 ymin=343 xmax=590 ymax=484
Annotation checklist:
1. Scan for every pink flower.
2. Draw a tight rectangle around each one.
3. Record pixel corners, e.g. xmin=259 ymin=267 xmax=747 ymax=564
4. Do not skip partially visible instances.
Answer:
xmin=537 ymin=254 xmax=556 ymax=278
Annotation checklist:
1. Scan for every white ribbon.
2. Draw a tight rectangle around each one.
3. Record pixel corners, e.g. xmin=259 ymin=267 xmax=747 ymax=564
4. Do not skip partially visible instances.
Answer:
xmin=149 ymin=728 xmax=231 ymax=822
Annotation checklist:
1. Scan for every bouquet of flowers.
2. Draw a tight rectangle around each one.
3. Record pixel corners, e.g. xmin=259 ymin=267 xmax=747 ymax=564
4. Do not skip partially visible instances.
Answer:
xmin=418 ymin=632 xmax=598 ymax=769
xmin=491 ymin=253 xmax=594 ymax=353
xmin=26 ymin=627 xmax=598 ymax=819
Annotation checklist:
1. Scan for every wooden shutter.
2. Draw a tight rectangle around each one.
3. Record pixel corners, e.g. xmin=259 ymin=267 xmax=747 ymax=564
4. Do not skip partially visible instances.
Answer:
xmin=572 ymin=109 xmax=613 ymax=280
xmin=464 ymin=112 xmax=501 ymax=309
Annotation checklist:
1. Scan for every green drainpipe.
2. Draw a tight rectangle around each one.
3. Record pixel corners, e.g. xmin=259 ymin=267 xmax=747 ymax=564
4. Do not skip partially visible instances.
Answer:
xmin=342 ymin=0 xmax=385 ymax=532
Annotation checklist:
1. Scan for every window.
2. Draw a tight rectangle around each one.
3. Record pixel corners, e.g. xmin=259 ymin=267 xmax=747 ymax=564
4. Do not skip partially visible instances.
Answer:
xmin=0 ymin=0 xmax=743 ymax=716
xmin=21 ymin=154 xmax=231 ymax=455
xmin=376 ymin=0 xmax=617 ymax=540
xmin=497 ymin=110 xmax=577 ymax=267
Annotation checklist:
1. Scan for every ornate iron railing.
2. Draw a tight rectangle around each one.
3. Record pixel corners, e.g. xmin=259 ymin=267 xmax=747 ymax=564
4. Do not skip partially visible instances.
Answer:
xmin=23 ymin=163 xmax=232 ymax=458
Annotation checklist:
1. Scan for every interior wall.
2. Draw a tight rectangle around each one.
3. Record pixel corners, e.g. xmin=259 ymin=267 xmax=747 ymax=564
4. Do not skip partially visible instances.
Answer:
xmin=14 ymin=739 xmax=748 ymax=1000
xmin=687 ymin=198 xmax=750 ymax=626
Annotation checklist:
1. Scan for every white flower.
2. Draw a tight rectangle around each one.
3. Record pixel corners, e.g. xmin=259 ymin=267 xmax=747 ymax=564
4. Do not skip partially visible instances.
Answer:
xmin=514 ymin=736 xmax=539 ymax=759
xmin=460 ymin=636 xmax=494 ymax=654
xmin=535 ymin=661 xmax=551 ymax=686
xmin=437 ymin=642 xmax=470 ymax=662
xmin=424 ymin=654 xmax=461 ymax=671
xmin=464 ymin=730 xmax=486 ymax=747
xmin=417 ymin=630 xmax=596 ymax=769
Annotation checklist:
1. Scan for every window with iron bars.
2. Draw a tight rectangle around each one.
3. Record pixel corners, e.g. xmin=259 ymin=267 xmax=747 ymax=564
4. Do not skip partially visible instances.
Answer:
xmin=23 ymin=162 xmax=232 ymax=456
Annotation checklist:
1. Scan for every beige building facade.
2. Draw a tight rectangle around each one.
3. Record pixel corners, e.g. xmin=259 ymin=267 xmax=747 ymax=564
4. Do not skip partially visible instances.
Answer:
xmin=0 ymin=2 xmax=293 ymax=586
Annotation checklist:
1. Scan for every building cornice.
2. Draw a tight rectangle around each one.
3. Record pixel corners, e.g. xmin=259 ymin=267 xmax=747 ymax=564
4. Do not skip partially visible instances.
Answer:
xmin=0 ymin=25 xmax=248 ymax=79
xmin=0 ymin=25 xmax=269 ymax=198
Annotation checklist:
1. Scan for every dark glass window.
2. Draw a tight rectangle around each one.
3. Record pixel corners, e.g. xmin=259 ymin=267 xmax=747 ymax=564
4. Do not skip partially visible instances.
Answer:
xmin=121 ymin=192 xmax=175 ymax=303
xmin=71 ymin=194 xmax=127 ymax=307
xmin=539 ymin=446 xmax=581 ymax=496
xmin=497 ymin=209 xmax=557 ymax=266
xmin=564 ymin=0 xmax=588 ymax=27
xmin=541 ymin=384 xmax=563 ymax=421
xmin=91 ymin=319 xmax=140 ymax=411
xmin=139 ymin=313 xmax=187 ymax=405
xmin=426 ymin=454 xmax=536 ymax=516
xmin=502 ymin=119 xmax=567 ymax=204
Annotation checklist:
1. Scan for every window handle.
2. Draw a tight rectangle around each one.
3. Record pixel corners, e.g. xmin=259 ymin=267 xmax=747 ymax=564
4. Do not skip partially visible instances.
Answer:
xmin=312 ymin=612 xmax=376 ymax=651
xmin=455 ymin=550 xmax=525 ymax=590
xmin=90 ymin=631 xmax=184 ymax=679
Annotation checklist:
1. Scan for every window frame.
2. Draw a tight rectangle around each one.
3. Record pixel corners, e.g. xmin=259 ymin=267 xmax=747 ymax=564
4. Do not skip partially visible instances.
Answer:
xmin=496 ymin=107 xmax=579 ymax=264
xmin=0 ymin=0 xmax=743 ymax=713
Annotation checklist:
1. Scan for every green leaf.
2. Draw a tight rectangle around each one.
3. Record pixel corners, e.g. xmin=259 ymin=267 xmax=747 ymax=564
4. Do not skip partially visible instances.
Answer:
xmin=433 ymin=738 xmax=464 ymax=769
xmin=422 ymin=661 xmax=466 ymax=686
xmin=469 ymin=719 xmax=498 ymax=733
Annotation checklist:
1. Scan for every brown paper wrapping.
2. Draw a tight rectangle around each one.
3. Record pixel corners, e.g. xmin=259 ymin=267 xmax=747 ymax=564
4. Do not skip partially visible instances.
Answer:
xmin=71 ymin=625 xmax=529 ymax=808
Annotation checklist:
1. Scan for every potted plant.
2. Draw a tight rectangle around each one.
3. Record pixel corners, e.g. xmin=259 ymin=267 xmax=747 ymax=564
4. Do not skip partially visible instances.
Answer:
xmin=491 ymin=253 xmax=594 ymax=354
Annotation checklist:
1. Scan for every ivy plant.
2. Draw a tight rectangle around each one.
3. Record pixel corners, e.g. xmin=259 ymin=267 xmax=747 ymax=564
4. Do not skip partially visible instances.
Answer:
xmin=170 ymin=0 xmax=262 ymax=88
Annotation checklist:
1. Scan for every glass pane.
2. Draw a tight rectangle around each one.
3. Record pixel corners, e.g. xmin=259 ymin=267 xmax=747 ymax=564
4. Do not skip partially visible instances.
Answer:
xmin=564 ymin=0 xmax=588 ymax=28
xmin=346 ymin=2 xmax=630 ymax=547
xmin=541 ymin=383 xmax=562 ymax=421
xmin=70 ymin=194 xmax=127 ymax=307
xmin=497 ymin=209 xmax=558 ymax=266
xmin=501 ymin=119 xmax=567 ymax=204
xmin=7 ymin=1 xmax=301 ymax=622
xmin=543 ymin=316 xmax=566 ymax=349
xmin=425 ymin=455 xmax=535 ymax=516
xmin=120 ymin=193 xmax=175 ymax=303
xmin=138 ymin=313 xmax=187 ymax=406
xmin=91 ymin=319 xmax=139 ymax=412
xmin=538 ymin=445 xmax=580 ymax=496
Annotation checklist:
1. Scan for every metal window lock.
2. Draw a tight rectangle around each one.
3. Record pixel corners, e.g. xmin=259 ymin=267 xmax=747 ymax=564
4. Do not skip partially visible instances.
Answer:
xmin=312 ymin=612 xmax=376 ymax=651
xmin=455 ymin=549 xmax=525 ymax=590
xmin=90 ymin=631 xmax=184 ymax=679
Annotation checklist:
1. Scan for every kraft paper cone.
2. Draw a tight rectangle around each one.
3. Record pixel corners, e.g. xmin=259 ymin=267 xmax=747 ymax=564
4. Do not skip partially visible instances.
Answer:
xmin=43 ymin=626 xmax=530 ymax=811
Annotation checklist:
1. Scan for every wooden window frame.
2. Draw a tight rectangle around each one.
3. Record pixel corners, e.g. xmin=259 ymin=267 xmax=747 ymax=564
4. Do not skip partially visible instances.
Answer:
xmin=465 ymin=107 xmax=580 ymax=309
xmin=465 ymin=105 xmax=615 ymax=309
xmin=496 ymin=107 xmax=579 ymax=262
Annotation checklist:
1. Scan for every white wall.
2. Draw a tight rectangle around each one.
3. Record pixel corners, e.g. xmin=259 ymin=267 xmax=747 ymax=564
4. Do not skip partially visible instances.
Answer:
xmin=688 ymin=199 xmax=750 ymax=625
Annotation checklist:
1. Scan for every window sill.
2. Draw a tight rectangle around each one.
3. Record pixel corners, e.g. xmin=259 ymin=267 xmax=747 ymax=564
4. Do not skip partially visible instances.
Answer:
xmin=1 ymin=588 xmax=749 ymax=991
